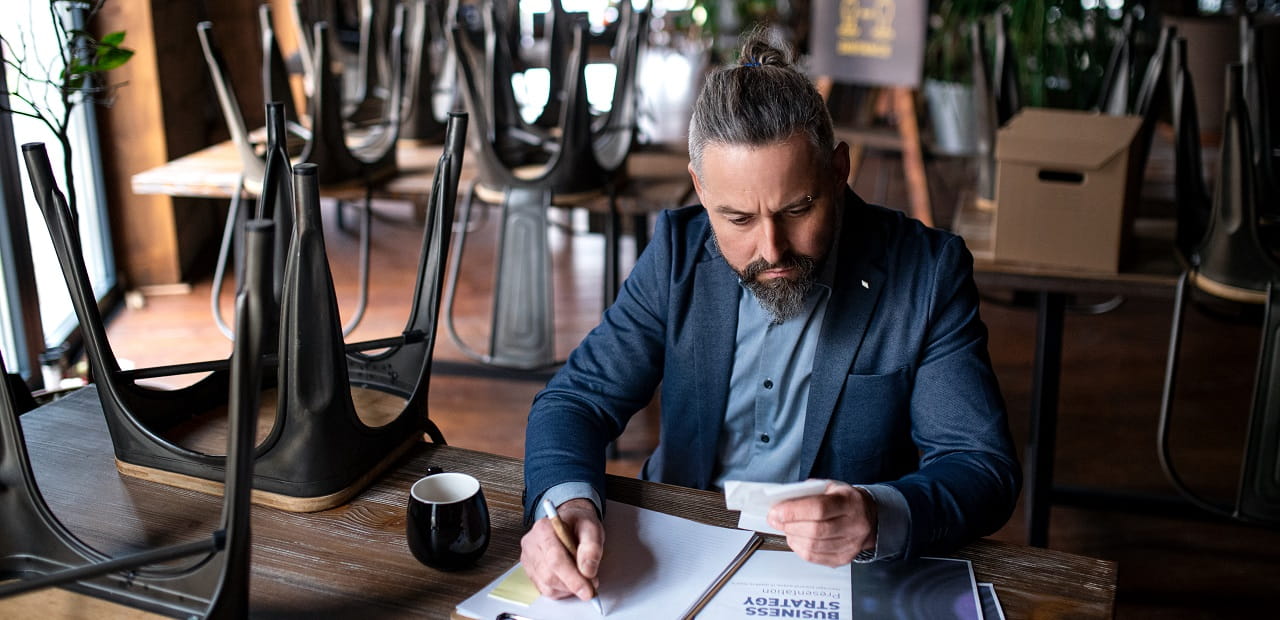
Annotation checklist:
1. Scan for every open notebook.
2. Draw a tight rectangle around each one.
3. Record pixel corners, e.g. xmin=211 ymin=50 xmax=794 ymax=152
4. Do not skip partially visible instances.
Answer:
xmin=455 ymin=501 xmax=762 ymax=619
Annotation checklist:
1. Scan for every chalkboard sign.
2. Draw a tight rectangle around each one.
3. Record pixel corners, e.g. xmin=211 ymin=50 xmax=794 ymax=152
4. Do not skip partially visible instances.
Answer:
xmin=809 ymin=0 xmax=927 ymax=88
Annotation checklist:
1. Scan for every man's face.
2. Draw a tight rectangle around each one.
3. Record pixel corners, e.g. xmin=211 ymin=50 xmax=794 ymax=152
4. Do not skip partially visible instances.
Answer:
xmin=690 ymin=134 xmax=849 ymax=321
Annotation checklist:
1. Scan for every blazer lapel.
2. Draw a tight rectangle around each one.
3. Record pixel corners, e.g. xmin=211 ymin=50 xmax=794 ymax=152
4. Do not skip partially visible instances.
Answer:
xmin=687 ymin=241 xmax=739 ymax=488
xmin=799 ymin=193 xmax=887 ymax=477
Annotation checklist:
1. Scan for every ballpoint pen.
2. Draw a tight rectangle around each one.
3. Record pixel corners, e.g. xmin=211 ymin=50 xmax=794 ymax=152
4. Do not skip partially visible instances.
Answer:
xmin=542 ymin=498 xmax=605 ymax=616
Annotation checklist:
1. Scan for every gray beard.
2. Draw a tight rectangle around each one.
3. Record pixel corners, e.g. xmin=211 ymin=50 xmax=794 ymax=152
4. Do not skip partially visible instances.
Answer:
xmin=737 ymin=254 xmax=817 ymax=324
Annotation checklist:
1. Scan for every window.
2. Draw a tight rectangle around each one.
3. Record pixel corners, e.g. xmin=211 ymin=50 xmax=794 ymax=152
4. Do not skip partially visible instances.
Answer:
xmin=1 ymin=1 xmax=117 ymax=384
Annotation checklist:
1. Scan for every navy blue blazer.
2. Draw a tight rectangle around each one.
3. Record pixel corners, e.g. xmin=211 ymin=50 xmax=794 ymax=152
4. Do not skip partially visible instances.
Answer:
xmin=524 ymin=189 xmax=1021 ymax=558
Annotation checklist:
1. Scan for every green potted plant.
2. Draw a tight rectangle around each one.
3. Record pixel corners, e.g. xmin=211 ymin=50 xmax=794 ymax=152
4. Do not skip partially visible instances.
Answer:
xmin=923 ymin=1 xmax=1138 ymax=153
xmin=923 ymin=0 xmax=999 ymax=156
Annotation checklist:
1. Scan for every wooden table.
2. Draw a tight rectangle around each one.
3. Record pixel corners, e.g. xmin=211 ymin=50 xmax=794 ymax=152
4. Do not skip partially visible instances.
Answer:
xmin=4 ymin=386 xmax=1115 ymax=618
xmin=955 ymin=200 xmax=1184 ymax=548
xmin=130 ymin=139 xmax=695 ymax=223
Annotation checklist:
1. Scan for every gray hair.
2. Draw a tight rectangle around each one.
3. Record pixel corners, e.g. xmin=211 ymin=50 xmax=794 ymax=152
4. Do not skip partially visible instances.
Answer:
xmin=688 ymin=29 xmax=835 ymax=176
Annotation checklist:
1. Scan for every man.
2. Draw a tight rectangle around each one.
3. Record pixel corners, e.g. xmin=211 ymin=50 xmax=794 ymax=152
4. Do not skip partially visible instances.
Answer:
xmin=519 ymin=33 xmax=1020 ymax=602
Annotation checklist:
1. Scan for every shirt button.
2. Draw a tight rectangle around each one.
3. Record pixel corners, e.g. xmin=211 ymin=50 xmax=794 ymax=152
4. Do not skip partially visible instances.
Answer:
xmin=760 ymin=433 xmax=770 ymax=443
xmin=763 ymin=379 xmax=773 ymax=389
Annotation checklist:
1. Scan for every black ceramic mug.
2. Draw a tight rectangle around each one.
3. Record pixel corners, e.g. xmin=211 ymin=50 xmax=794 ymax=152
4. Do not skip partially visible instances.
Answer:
xmin=406 ymin=467 xmax=490 ymax=570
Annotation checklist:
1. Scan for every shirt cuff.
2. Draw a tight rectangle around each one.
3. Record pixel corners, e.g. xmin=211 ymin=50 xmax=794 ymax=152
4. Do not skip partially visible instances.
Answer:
xmin=534 ymin=482 xmax=603 ymax=520
xmin=851 ymin=484 xmax=910 ymax=563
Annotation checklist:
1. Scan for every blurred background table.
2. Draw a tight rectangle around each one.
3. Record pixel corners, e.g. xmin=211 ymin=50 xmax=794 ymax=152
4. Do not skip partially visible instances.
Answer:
xmin=130 ymin=138 xmax=694 ymax=227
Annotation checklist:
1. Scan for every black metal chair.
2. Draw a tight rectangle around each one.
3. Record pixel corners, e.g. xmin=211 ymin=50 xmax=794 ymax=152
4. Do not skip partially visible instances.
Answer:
xmin=969 ymin=19 xmax=998 ymax=206
xmin=442 ymin=0 xmax=645 ymax=370
xmin=1160 ymin=64 xmax=1280 ymax=526
xmin=991 ymin=10 xmax=1021 ymax=127
xmin=402 ymin=0 xmax=456 ymax=142
xmin=0 ymin=204 xmax=270 ymax=618
xmin=1240 ymin=15 xmax=1280 ymax=248
xmin=1170 ymin=35 xmax=1212 ymax=265
xmin=198 ymin=5 xmax=409 ymax=338
xmin=1096 ymin=13 xmax=1135 ymax=116
xmin=18 ymin=113 xmax=466 ymax=512
xmin=300 ymin=14 xmax=403 ymax=187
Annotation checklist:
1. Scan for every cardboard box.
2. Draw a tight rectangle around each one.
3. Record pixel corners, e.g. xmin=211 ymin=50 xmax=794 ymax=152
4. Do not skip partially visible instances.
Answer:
xmin=993 ymin=108 xmax=1144 ymax=272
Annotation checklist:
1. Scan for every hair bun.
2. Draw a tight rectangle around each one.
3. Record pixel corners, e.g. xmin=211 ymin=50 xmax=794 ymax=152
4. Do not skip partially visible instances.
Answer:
xmin=738 ymin=28 xmax=792 ymax=68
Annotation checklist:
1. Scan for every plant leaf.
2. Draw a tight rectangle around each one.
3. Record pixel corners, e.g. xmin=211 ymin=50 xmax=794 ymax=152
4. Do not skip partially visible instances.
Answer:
xmin=92 ymin=47 xmax=133 ymax=72
xmin=100 ymin=31 xmax=125 ymax=47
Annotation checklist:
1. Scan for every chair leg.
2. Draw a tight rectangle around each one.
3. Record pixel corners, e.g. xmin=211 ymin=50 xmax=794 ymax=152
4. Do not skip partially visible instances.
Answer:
xmin=443 ymin=180 xmax=488 ymax=363
xmin=605 ymin=185 xmax=621 ymax=306
xmin=1158 ymin=270 xmax=1236 ymax=518
xmin=340 ymin=185 xmax=374 ymax=337
xmin=1237 ymin=280 xmax=1280 ymax=523
xmin=211 ymin=175 xmax=247 ymax=340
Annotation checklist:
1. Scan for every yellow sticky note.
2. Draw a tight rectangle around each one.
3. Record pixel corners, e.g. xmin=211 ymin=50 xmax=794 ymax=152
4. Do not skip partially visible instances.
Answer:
xmin=489 ymin=565 xmax=540 ymax=606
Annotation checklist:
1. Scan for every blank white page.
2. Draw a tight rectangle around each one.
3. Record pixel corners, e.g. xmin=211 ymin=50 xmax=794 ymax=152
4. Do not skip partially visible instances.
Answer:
xmin=456 ymin=500 xmax=759 ymax=619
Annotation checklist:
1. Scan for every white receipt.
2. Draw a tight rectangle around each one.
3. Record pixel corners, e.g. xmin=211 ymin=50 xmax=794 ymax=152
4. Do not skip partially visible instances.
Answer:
xmin=723 ymin=479 xmax=830 ymax=535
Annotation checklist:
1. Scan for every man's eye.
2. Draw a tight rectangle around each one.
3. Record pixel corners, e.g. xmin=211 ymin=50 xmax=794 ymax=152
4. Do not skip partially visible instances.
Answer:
xmin=727 ymin=216 xmax=752 ymax=226
xmin=786 ymin=205 xmax=813 ymax=217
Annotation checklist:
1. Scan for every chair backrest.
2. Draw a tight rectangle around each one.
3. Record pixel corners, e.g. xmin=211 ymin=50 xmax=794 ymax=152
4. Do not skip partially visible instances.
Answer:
xmin=1194 ymin=64 xmax=1278 ymax=299
xmin=401 ymin=0 xmax=454 ymax=142
xmin=991 ymin=11 xmax=1021 ymax=126
xmin=1095 ymin=13 xmax=1134 ymax=115
xmin=293 ymin=0 xmax=366 ymax=106
xmin=1170 ymin=36 xmax=1212 ymax=264
xmin=593 ymin=0 xmax=648 ymax=172
xmin=1127 ymin=24 xmax=1178 ymax=197
xmin=533 ymin=0 xmax=568 ymax=128
xmin=1134 ymin=25 xmax=1177 ymax=120
xmin=452 ymin=11 xmax=614 ymax=195
xmin=1241 ymin=15 xmax=1280 ymax=228
xmin=970 ymin=19 xmax=997 ymax=202
xmin=299 ymin=9 xmax=404 ymax=185
xmin=260 ymin=3 xmax=302 ymax=128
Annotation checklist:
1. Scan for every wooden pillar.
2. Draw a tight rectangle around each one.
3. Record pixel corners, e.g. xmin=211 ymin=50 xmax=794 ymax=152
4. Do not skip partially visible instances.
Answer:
xmin=93 ymin=1 xmax=265 ymax=287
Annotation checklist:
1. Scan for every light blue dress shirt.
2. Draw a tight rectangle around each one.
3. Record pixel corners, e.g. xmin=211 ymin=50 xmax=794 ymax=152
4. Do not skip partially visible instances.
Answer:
xmin=538 ymin=224 xmax=911 ymax=563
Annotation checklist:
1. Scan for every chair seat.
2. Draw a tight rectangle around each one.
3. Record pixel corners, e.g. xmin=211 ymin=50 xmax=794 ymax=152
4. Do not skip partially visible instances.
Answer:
xmin=475 ymin=166 xmax=614 ymax=206
xmin=1189 ymin=270 xmax=1269 ymax=304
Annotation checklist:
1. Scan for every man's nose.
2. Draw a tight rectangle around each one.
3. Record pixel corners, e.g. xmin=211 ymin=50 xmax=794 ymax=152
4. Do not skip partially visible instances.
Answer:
xmin=758 ymin=218 xmax=789 ymax=265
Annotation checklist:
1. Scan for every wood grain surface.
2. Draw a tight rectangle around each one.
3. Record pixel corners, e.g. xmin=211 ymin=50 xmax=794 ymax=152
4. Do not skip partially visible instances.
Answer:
xmin=10 ymin=386 xmax=1114 ymax=618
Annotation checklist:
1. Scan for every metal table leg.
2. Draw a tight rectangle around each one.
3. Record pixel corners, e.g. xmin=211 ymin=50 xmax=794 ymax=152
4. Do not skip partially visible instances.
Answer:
xmin=1027 ymin=291 xmax=1066 ymax=547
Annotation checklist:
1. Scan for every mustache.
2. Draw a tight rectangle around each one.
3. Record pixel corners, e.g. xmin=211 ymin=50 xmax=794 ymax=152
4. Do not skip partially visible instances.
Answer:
xmin=739 ymin=254 xmax=815 ymax=281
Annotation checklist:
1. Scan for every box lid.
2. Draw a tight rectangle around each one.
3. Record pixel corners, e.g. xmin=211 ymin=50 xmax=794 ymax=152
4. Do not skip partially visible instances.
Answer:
xmin=995 ymin=108 xmax=1144 ymax=170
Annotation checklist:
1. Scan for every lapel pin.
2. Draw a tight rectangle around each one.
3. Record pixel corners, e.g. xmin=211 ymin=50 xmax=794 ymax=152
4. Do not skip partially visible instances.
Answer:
xmin=860 ymin=280 xmax=869 ymax=289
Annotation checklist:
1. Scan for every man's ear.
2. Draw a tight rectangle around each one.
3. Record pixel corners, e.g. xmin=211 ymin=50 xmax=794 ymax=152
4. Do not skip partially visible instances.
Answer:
xmin=688 ymin=162 xmax=706 ymax=206
xmin=832 ymin=141 xmax=851 ymax=190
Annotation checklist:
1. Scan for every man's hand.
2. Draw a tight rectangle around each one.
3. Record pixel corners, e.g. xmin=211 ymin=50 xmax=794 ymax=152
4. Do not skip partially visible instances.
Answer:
xmin=520 ymin=498 xmax=604 ymax=600
xmin=767 ymin=481 xmax=877 ymax=566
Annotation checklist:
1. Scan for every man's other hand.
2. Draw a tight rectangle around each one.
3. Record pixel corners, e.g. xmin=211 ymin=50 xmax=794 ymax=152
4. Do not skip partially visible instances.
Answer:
xmin=519 ymin=498 xmax=604 ymax=600
xmin=766 ymin=481 xmax=878 ymax=566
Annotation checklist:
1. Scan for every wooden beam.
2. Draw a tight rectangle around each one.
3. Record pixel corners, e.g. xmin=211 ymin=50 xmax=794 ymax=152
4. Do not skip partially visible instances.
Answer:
xmin=93 ymin=1 xmax=266 ymax=287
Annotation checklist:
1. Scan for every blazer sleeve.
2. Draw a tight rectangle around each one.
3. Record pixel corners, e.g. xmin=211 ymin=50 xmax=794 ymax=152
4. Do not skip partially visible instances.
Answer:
xmin=885 ymin=235 xmax=1022 ymax=557
xmin=522 ymin=211 xmax=674 ymax=525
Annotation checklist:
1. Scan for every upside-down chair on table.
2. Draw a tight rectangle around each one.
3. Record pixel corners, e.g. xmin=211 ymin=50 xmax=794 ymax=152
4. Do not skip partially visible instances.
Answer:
xmin=21 ymin=113 xmax=467 ymax=513
xmin=0 ymin=207 xmax=274 ymax=618
xmin=442 ymin=0 xmax=647 ymax=371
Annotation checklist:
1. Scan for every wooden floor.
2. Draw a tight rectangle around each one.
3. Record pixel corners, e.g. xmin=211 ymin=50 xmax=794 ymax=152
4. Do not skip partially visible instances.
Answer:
xmin=94 ymin=140 xmax=1280 ymax=618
